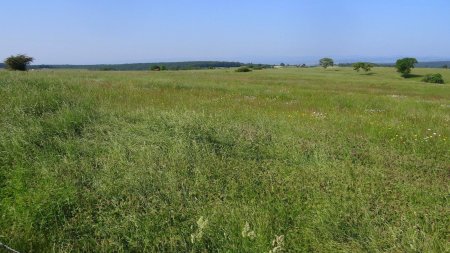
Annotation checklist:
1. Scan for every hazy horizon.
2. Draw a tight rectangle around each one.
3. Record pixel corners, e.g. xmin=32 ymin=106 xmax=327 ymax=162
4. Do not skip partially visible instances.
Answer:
xmin=1 ymin=1 xmax=450 ymax=65
xmin=10 ymin=56 xmax=450 ymax=66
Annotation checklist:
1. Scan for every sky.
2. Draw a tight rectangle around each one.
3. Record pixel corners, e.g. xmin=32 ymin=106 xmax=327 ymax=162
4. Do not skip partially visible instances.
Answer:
xmin=1 ymin=0 xmax=450 ymax=64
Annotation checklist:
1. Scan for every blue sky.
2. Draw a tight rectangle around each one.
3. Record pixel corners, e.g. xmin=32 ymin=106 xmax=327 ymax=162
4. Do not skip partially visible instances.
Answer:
xmin=1 ymin=0 xmax=449 ymax=64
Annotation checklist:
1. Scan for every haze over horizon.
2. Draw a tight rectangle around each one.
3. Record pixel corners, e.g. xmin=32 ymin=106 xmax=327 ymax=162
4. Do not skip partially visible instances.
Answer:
xmin=1 ymin=0 xmax=450 ymax=65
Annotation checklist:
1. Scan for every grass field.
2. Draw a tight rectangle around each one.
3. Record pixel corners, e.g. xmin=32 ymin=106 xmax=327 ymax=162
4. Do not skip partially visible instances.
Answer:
xmin=0 ymin=67 xmax=449 ymax=252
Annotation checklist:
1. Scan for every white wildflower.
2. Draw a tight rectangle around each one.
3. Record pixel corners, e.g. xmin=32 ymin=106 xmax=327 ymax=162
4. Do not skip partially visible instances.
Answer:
xmin=269 ymin=235 xmax=285 ymax=253
xmin=191 ymin=216 xmax=208 ymax=244
xmin=312 ymin=111 xmax=326 ymax=119
xmin=365 ymin=109 xmax=385 ymax=113
xmin=241 ymin=222 xmax=256 ymax=239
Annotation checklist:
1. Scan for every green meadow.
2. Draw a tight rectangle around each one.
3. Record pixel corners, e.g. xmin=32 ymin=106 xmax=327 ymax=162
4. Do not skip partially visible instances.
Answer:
xmin=0 ymin=67 xmax=449 ymax=252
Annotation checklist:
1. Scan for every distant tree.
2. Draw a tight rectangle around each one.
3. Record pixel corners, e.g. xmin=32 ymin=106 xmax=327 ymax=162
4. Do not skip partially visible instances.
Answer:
xmin=352 ymin=62 xmax=373 ymax=72
xmin=280 ymin=63 xmax=285 ymax=67
xmin=319 ymin=58 xmax=334 ymax=69
xmin=300 ymin=64 xmax=307 ymax=68
xmin=443 ymin=65 xmax=448 ymax=69
xmin=235 ymin=67 xmax=252 ymax=72
xmin=395 ymin=58 xmax=418 ymax=77
xmin=4 ymin=54 xmax=34 ymax=71
xmin=150 ymin=65 xmax=160 ymax=71
xmin=161 ymin=65 xmax=167 ymax=71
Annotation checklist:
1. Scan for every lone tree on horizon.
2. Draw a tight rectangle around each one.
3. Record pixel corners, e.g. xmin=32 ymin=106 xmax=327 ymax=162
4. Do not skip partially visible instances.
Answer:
xmin=353 ymin=62 xmax=373 ymax=72
xmin=395 ymin=58 xmax=418 ymax=77
xmin=4 ymin=54 xmax=34 ymax=71
xmin=319 ymin=58 xmax=334 ymax=69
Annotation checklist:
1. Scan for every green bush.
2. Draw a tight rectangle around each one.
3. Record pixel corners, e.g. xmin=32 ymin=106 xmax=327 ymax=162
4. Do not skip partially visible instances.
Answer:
xmin=4 ymin=54 xmax=34 ymax=71
xmin=235 ymin=67 xmax=252 ymax=72
xmin=422 ymin=73 xmax=444 ymax=84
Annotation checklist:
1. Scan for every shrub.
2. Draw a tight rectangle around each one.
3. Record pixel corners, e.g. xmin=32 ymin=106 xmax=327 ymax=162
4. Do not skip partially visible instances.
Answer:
xmin=235 ymin=67 xmax=252 ymax=72
xmin=422 ymin=73 xmax=444 ymax=84
xmin=4 ymin=54 xmax=34 ymax=71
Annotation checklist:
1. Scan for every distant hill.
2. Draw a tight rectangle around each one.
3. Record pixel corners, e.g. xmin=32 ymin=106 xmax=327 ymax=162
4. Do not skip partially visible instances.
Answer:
xmin=416 ymin=61 xmax=450 ymax=68
xmin=0 ymin=63 xmax=4 ymax=68
xmin=28 ymin=61 xmax=258 ymax=71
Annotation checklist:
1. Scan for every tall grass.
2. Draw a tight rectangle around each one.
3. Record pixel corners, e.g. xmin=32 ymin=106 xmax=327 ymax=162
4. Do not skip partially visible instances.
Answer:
xmin=0 ymin=68 xmax=449 ymax=252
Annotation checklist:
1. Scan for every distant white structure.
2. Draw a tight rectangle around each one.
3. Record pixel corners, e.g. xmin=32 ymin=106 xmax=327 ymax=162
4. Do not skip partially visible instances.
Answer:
xmin=274 ymin=65 xmax=283 ymax=69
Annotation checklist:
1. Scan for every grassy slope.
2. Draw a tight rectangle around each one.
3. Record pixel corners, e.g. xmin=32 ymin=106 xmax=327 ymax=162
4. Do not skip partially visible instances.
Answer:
xmin=0 ymin=67 xmax=449 ymax=252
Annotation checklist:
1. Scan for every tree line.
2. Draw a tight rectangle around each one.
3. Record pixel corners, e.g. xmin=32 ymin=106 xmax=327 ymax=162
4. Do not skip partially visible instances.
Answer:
xmin=0 ymin=58 xmax=252 ymax=71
